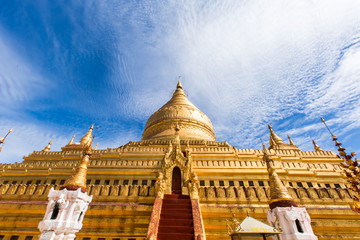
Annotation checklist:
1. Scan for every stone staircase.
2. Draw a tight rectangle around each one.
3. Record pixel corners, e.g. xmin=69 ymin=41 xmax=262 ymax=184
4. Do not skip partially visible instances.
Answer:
xmin=157 ymin=194 xmax=194 ymax=240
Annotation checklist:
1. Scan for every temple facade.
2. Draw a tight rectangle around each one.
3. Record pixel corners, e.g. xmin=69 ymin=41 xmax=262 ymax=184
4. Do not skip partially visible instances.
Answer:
xmin=0 ymin=82 xmax=359 ymax=240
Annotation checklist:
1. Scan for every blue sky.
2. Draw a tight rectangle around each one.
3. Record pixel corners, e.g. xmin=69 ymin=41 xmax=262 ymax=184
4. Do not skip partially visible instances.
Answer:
xmin=1 ymin=1 xmax=360 ymax=163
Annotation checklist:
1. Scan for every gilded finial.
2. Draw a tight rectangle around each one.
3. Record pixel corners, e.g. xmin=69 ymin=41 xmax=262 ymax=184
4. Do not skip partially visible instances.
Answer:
xmin=268 ymin=124 xmax=284 ymax=145
xmin=288 ymin=135 xmax=295 ymax=146
xmin=0 ymin=128 xmax=13 ymax=144
xmin=267 ymin=124 xmax=299 ymax=151
xmin=68 ymin=135 xmax=75 ymax=145
xmin=312 ymin=139 xmax=323 ymax=151
xmin=177 ymin=76 xmax=182 ymax=89
xmin=80 ymin=124 xmax=94 ymax=147
xmin=321 ymin=117 xmax=360 ymax=213
xmin=263 ymin=143 xmax=297 ymax=209
xmin=42 ymin=140 xmax=52 ymax=152
xmin=61 ymin=146 xmax=92 ymax=192
xmin=94 ymin=143 xmax=98 ymax=150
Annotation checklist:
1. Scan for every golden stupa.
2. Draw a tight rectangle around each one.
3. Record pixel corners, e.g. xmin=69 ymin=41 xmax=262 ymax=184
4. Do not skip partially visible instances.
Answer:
xmin=142 ymin=80 xmax=215 ymax=141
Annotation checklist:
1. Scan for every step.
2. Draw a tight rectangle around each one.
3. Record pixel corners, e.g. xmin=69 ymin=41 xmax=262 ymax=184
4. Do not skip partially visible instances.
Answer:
xmin=162 ymin=205 xmax=192 ymax=211
xmin=164 ymin=194 xmax=190 ymax=199
xmin=163 ymin=199 xmax=191 ymax=205
xmin=160 ymin=218 xmax=193 ymax=227
xmin=161 ymin=212 xmax=192 ymax=219
xmin=158 ymin=225 xmax=194 ymax=234
xmin=162 ymin=202 xmax=191 ymax=207
xmin=158 ymin=233 xmax=194 ymax=240
xmin=161 ymin=204 xmax=192 ymax=211
xmin=160 ymin=208 xmax=192 ymax=215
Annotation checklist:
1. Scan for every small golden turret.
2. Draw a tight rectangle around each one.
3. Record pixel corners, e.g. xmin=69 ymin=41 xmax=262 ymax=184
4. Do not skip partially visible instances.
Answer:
xmin=94 ymin=143 xmax=98 ymax=150
xmin=61 ymin=146 xmax=92 ymax=192
xmin=312 ymin=140 xmax=323 ymax=151
xmin=268 ymin=124 xmax=284 ymax=146
xmin=68 ymin=135 xmax=75 ymax=145
xmin=268 ymin=125 xmax=300 ymax=151
xmin=263 ymin=143 xmax=297 ymax=209
xmin=42 ymin=140 xmax=52 ymax=152
xmin=288 ymin=135 xmax=295 ymax=146
xmin=80 ymin=124 xmax=94 ymax=147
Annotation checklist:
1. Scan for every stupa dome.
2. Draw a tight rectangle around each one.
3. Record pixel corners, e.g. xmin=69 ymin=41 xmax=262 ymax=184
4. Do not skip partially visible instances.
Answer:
xmin=142 ymin=81 xmax=216 ymax=141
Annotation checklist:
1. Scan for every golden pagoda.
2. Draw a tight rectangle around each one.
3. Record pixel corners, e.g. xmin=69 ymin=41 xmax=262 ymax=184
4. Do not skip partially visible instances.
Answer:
xmin=0 ymin=82 xmax=359 ymax=240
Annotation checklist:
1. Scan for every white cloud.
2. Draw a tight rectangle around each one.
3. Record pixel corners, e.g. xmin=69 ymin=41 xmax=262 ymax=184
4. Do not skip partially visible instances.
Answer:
xmin=85 ymin=0 xmax=360 ymax=152
xmin=0 ymin=120 xmax=69 ymax=163
xmin=2 ymin=0 xmax=360 ymax=163
xmin=0 ymin=28 xmax=47 ymax=112
xmin=142 ymin=0 xmax=360 ymax=151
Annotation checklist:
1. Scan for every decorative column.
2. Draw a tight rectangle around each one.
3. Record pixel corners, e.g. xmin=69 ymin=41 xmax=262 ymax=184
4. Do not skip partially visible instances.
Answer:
xmin=188 ymin=172 xmax=206 ymax=240
xmin=146 ymin=172 xmax=166 ymax=240
xmin=38 ymin=126 xmax=94 ymax=240
xmin=263 ymin=144 xmax=318 ymax=240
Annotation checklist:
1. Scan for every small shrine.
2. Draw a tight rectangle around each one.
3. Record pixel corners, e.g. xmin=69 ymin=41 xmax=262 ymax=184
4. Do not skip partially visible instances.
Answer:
xmin=227 ymin=214 xmax=281 ymax=240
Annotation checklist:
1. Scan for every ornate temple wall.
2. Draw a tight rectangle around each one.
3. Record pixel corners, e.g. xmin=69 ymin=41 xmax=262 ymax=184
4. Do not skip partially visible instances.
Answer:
xmin=0 ymin=141 xmax=359 ymax=239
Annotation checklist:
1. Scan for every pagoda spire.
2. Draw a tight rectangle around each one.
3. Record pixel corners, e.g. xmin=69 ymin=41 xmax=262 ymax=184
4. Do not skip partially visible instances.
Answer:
xmin=288 ymin=135 xmax=296 ymax=146
xmin=68 ymin=135 xmax=75 ymax=145
xmin=268 ymin=124 xmax=300 ymax=151
xmin=80 ymin=124 xmax=94 ymax=147
xmin=312 ymin=140 xmax=323 ymax=151
xmin=268 ymin=124 xmax=284 ymax=146
xmin=42 ymin=140 xmax=52 ymax=152
xmin=61 ymin=146 xmax=92 ymax=192
xmin=263 ymin=143 xmax=297 ymax=209
xmin=177 ymin=76 xmax=183 ymax=89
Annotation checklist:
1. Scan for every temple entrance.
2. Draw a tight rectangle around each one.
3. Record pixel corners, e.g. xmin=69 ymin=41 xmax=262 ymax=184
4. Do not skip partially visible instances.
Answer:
xmin=172 ymin=167 xmax=182 ymax=194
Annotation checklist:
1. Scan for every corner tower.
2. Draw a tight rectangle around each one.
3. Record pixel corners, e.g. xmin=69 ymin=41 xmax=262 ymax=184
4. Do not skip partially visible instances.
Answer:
xmin=142 ymin=81 xmax=216 ymax=141
xmin=263 ymin=144 xmax=317 ymax=240
xmin=38 ymin=126 xmax=93 ymax=240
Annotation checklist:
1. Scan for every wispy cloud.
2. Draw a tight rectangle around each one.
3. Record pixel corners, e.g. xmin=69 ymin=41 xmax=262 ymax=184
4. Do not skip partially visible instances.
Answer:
xmin=0 ymin=28 xmax=47 ymax=112
xmin=1 ymin=1 xmax=360 ymax=162
xmin=125 ymin=0 xmax=360 ymax=151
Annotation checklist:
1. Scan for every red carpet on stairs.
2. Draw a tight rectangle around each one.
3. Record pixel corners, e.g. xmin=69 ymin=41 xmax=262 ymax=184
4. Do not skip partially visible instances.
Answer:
xmin=157 ymin=194 xmax=195 ymax=240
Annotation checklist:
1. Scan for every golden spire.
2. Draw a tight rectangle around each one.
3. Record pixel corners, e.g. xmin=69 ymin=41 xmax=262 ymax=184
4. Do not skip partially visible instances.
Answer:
xmin=42 ymin=140 xmax=52 ymax=152
xmin=312 ymin=139 xmax=323 ymax=151
xmin=287 ymin=135 xmax=295 ymax=146
xmin=177 ymin=76 xmax=183 ymax=89
xmin=268 ymin=124 xmax=300 ymax=151
xmin=94 ymin=143 xmax=98 ymax=150
xmin=263 ymin=143 xmax=297 ymax=209
xmin=268 ymin=124 xmax=284 ymax=145
xmin=61 ymin=147 xmax=92 ymax=192
xmin=68 ymin=135 xmax=75 ymax=145
xmin=80 ymin=124 xmax=94 ymax=147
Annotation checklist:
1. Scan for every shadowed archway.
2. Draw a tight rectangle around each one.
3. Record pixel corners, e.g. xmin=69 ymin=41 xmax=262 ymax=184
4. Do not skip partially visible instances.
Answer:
xmin=172 ymin=167 xmax=182 ymax=194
